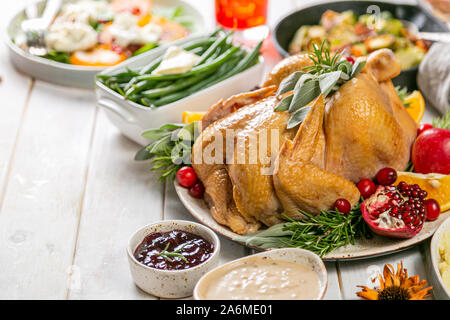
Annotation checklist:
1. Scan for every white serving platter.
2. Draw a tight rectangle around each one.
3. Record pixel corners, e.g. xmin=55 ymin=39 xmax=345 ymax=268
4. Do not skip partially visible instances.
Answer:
xmin=95 ymin=36 xmax=264 ymax=146
xmin=175 ymin=182 xmax=450 ymax=261
xmin=5 ymin=0 xmax=205 ymax=88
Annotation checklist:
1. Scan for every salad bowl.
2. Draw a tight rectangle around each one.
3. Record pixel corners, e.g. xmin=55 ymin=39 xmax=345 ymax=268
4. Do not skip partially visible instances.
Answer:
xmin=5 ymin=0 xmax=205 ymax=88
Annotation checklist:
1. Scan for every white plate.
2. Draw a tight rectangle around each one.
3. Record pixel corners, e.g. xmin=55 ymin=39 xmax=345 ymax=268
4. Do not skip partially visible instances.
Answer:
xmin=5 ymin=0 xmax=205 ymax=88
xmin=430 ymin=216 xmax=450 ymax=300
xmin=175 ymin=182 xmax=450 ymax=261
xmin=95 ymin=36 xmax=264 ymax=146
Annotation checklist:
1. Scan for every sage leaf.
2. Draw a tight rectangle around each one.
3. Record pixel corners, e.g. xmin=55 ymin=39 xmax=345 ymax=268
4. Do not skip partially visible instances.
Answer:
xmin=289 ymin=77 xmax=320 ymax=113
xmin=160 ymin=123 xmax=183 ymax=131
xmin=337 ymin=60 xmax=352 ymax=75
xmin=141 ymin=129 xmax=170 ymax=141
xmin=149 ymin=134 xmax=172 ymax=153
xmin=274 ymin=94 xmax=293 ymax=111
xmin=276 ymin=71 xmax=306 ymax=95
xmin=286 ymin=105 xmax=312 ymax=129
xmin=351 ymin=60 xmax=366 ymax=78
xmin=318 ymin=71 xmax=342 ymax=97
xmin=135 ymin=144 xmax=153 ymax=161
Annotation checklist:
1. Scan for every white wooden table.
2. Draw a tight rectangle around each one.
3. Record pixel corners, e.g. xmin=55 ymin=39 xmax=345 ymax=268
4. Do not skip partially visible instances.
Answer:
xmin=0 ymin=0 xmax=441 ymax=300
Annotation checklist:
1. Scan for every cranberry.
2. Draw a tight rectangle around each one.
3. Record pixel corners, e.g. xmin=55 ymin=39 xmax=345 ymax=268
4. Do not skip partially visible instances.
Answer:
xmin=424 ymin=199 xmax=440 ymax=221
xmin=417 ymin=123 xmax=433 ymax=136
xmin=346 ymin=56 xmax=355 ymax=64
xmin=334 ymin=198 xmax=351 ymax=214
xmin=375 ymin=167 xmax=397 ymax=186
xmin=176 ymin=166 xmax=198 ymax=188
xmin=189 ymin=181 xmax=205 ymax=199
xmin=357 ymin=179 xmax=376 ymax=199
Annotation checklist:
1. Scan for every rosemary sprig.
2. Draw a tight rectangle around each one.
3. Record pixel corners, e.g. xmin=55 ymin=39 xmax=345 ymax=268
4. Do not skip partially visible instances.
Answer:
xmin=395 ymin=86 xmax=411 ymax=108
xmin=432 ymin=110 xmax=450 ymax=130
xmin=233 ymin=205 xmax=369 ymax=257
xmin=135 ymin=122 xmax=197 ymax=181
xmin=155 ymin=243 xmax=189 ymax=263
xmin=276 ymin=41 xmax=365 ymax=129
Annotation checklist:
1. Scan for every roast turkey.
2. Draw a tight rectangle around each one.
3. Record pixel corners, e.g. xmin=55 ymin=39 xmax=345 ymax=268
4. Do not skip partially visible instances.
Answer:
xmin=191 ymin=48 xmax=417 ymax=234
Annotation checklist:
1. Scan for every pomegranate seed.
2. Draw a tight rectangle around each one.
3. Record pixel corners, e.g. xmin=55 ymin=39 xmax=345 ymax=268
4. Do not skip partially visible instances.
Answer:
xmin=376 ymin=167 xmax=397 ymax=186
xmin=417 ymin=123 xmax=433 ymax=136
xmin=357 ymin=179 xmax=376 ymax=199
xmin=424 ymin=199 xmax=440 ymax=221
xmin=189 ymin=181 xmax=205 ymax=199
xmin=334 ymin=198 xmax=351 ymax=214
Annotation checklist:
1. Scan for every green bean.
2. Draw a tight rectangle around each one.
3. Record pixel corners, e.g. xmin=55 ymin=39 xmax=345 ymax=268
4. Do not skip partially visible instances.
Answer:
xmin=194 ymin=33 xmax=229 ymax=66
xmin=141 ymin=68 xmax=217 ymax=99
xmin=136 ymin=46 xmax=240 ymax=82
xmin=222 ymin=41 xmax=262 ymax=78
xmin=150 ymin=54 xmax=242 ymax=106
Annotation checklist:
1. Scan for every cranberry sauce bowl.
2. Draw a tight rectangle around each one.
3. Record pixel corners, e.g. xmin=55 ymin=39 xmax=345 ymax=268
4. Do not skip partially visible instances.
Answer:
xmin=127 ymin=220 xmax=220 ymax=298
xmin=133 ymin=229 xmax=215 ymax=271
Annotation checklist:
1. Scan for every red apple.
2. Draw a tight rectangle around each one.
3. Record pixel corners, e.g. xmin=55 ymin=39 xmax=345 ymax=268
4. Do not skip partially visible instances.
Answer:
xmin=412 ymin=128 xmax=450 ymax=174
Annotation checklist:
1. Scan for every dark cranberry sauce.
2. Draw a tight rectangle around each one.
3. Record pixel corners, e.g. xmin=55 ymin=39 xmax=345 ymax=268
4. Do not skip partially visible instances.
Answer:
xmin=133 ymin=229 xmax=214 ymax=270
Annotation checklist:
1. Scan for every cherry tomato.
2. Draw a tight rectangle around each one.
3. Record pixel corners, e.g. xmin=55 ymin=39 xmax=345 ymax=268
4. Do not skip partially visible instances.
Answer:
xmin=189 ymin=182 xmax=205 ymax=199
xmin=375 ymin=167 xmax=397 ymax=186
xmin=357 ymin=179 xmax=376 ymax=199
xmin=176 ymin=166 xmax=197 ymax=188
xmin=424 ymin=199 xmax=440 ymax=221
xmin=334 ymin=198 xmax=351 ymax=214
xmin=417 ymin=123 xmax=433 ymax=136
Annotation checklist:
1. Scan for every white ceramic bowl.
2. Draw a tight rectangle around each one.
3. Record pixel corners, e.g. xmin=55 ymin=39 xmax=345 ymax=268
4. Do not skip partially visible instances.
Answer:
xmin=193 ymin=247 xmax=328 ymax=300
xmin=95 ymin=36 xmax=264 ymax=146
xmin=127 ymin=220 xmax=220 ymax=298
xmin=5 ymin=0 xmax=205 ymax=88
xmin=430 ymin=216 xmax=450 ymax=300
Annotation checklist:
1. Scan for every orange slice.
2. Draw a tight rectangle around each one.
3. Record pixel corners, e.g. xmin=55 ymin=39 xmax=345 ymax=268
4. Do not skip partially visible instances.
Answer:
xmin=404 ymin=90 xmax=425 ymax=124
xmin=395 ymin=172 xmax=450 ymax=211
xmin=138 ymin=14 xmax=151 ymax=27
xmin=182 ymin=111 xmax=204 ymax=124
xmin=69 ymin=44 xmax=127 ymax=67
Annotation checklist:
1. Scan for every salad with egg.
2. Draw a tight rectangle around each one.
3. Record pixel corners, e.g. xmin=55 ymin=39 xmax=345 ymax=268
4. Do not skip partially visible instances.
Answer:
xmin=18 ymin=0 xmax=195 ymax=67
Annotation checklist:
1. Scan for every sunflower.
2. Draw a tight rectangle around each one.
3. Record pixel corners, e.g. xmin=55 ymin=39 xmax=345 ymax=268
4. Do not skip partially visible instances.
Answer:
xmin=356 ymin=262 xmax=433 ymax=300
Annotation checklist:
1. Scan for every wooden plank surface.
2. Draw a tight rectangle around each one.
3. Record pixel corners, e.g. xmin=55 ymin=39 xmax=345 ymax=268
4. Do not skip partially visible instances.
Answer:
xmin=68 ymin=110 xmax=163 ymax=300
xmin=0 ymin=82 xmax=96 ymax=299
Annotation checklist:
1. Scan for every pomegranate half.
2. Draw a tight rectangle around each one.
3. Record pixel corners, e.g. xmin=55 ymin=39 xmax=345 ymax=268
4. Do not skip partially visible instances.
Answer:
xmin=361 ymin=182 xmax=428 ymax=239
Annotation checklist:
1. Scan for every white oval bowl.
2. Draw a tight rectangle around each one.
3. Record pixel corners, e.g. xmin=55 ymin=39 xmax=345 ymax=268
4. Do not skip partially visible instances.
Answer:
xmin=430 ymin=216 xmax=450 ymax=300
xmin=193 ymin=247 xmax=328 ymax=300
xmin=5 ymin=0 xmax=205 ymax=88
xmin=95 ymin=37 xmax=264 ymax=145
xmin=127 ymin=220 xmax=220 ymax=298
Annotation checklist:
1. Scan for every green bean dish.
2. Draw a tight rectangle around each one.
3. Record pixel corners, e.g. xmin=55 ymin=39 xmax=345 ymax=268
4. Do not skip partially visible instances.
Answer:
xmin=97 ymin=30 xmax=262 ymax=108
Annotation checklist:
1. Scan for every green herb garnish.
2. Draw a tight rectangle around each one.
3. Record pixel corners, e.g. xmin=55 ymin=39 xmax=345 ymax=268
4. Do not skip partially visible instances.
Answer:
xmin=432 ymin=110 xmax=450 ymax=130
xmin=233 ymin=205 xmax=368 ymax=257
xmin=276 ymin=41 xmax=366 ymax=129
xmin=135 ymin=122 xmax=197 ymax=181
xmin=43 ymin=51 xmax=71 ymax=64
xmin=395 ymin=86 xmax=411 ymax=108
xmin=132 ymin=42 xmax=159 ymax=57
xmin=155 ymin=243 xmax=189 ymax=263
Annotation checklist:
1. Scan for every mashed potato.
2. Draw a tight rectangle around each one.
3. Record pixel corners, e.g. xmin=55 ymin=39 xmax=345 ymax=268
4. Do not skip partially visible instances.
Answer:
xmin=439 ymin=230 xmax=450 ymax=291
